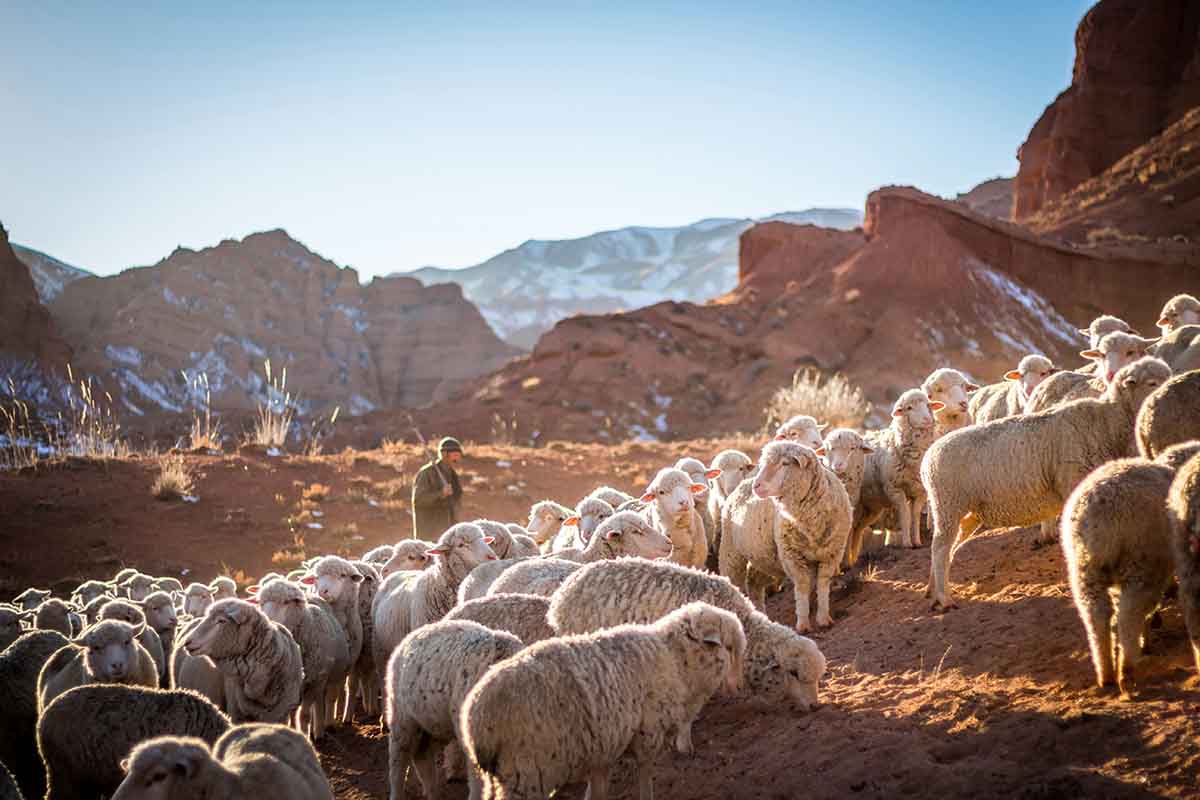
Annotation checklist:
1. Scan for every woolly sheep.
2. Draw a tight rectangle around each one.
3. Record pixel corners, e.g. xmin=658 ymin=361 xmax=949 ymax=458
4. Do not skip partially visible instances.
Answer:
xmin=774 ymin=415 xmax=826 ymax=449
xmin=348 ymin=560 xmax=382 ymax=721
xmin=180 ymin=599 xmax=303 ymax=724
xmin=444 ymin=593 xmax=556 ymax=646
xmin=80 ymin=595 xmax=112 ymax=627
xmin=0 ymin=603 xmax=27 ymax=652
xmin=37 ymin=684 xmax=230 ymax=800
xmin=371 ymin=523 xmax=498 ymax=699
xmin=153 ymin=577 xmax=184 ymax=594
xmin=1137 ymin=370 xmax=1200 ymax=459
xmin=1080 ymin=314 xmax=1134 ymax=350
xmin=98 ymin=598 xmax=167 ymax=682
xmin=474 ymin=519 xmax=536 ymax=560
xmin=463 ymin=602 xmax=745 ymax=800
xmin=675 ymin=457 xmax=722 ymax=545
xmin=142 ymin=591 xmax=178 ymax=676
xmin=1167 ymin=451 xmax=1200 ymax=676
xmin=209 ymin=576 xmax=237 ymax=601
xmin=1151 ymin=324 xmax=1200 ymax=374
xmin=820 ymin=429 xmax=874 ymax=567
xmin=525 ymin=500 xmax=574 ymax=549
xmin=551 ymin=497 xmax=615 ymax=553
xmin=33 ymin=598 xmax=75 ymax=638
xmin=508 ymin=530 xmax=540 ymax=558
xmin=182 ymin=583 xmax=215 ymax=617
xmin=38 ymin=619 xmax=159 ymax=711
xmin=968 ymin=354 xmax=1056 ymax=423
xmin=924 ymin=357 xmax=1173 ymax=610
xmin=256 ymin=580 xmax=350 ymax=739
xmin=120 ymin=573 xmax=158 ymax=602
xmin=386 ymin=620 xmax=523 ymax=800
xmin=71 ymin=580 xmax=113 ymax=608
xmin=170 ymin=616 xmax=226 ymax=710
xmin=722 ymin=442 xmax=852 ymax=631
xmin=1157 ymin=294 xmax=1200 ymax=335
xmin=380 ymin=540 xmax=434 ymax=577
xmin=456 ymin=557 xmax=534 ymax=603
xmin=1025 ymin=331 xmax=1156 ymax=412
xmin=1061 ymin=457 xmax=1178 ymax=695
xmin=112 ymin=723 xmax=332 ymax=800
xmin=13 ymin=588 xmax=50 ymax=612
xmin=549 ymin=558 xmax=827 ymax=712
xmin=364 ymin=544 xmax=396 ymax=566
xmin=922 ymin=367 xmax=978 ymax=436
xmin=550 ymin=510 xmax=674 ymax=565
xmin=486 ymin=557 xmax=582 ymax=598
xmin=641 ymin=467 xmax=709 ymax=569
xmin=851 ymin=388 xmax=944 ymax=555
xmin=302 ymin=555 xmax=364 ymax=721
xmin=588 ymin=486 xmax=635 ymax=508
xmin=706 ymin=450 xmax=756 ymax=569
xmin=0 ymin=630 xmax=70 ymax=799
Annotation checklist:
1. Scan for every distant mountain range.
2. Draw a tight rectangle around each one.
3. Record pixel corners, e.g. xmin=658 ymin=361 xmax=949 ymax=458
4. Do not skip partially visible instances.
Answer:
xmin=391 ymin=209 xmax=863 ymax=348
xmin=11 ymin=244 xmax=92 ymax=303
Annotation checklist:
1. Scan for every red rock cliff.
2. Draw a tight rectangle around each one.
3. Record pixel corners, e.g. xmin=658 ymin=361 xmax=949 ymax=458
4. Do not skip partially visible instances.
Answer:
xmin=0 ymin=222 xmax=71 ymax=366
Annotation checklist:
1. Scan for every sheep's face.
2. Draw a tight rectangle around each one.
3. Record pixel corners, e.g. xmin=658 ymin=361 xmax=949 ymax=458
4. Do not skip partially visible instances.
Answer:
xmin=381 ymin=542 xmax=432 ymax=577
xmin=748 ymin=630 xmax=826 ymax=713
xmin=428 ymin=523 xmax=498 ymax=573
xmin=183 ymin=585 xmax=215 ymax=617
xmin=573 ymin=499 xmax=615 ymax=544
xmin=80 ymin=619 xmax=144 ymax=681
xmin=753 ymin=442 xmax=819 ymax=500
xmin=922 ymin=369 xmax=977 ymax=419
xmin=891 ymin=389 xmax=940 ymax=430
xmin=675 ymin=458 xmax=721 ymax=503
xmin=672 ymin=603 xmax=747 ymax=696
xmin=363 ymin=545 xmax=395 ymax=566
xmin=1006 ymin=356 xmax=1056 ymax=401
xmin=475 ymin=522 xmax=513 ymax=558
xmin=0 ymin=604 xmax=24 ymax=646
xmin=73 ymin=581 xmax=112 ymax=607
xmin=308 ymin=558 xmax=364 ymax=605
xmin=642 ymin=468 xmax=702 ymax=517
xmin=1110 ymin=357 xmax=1172 ymax=408
xmin=142 ymin=593 xmax=177 ymax=634
xmin=114 ymin=739 xmax=212 ymax=800
xmin=1082 ymin=332 xmax=1159 ymax=385
xmin=1081 ymin=315 xmax=1133 ymax=350
xmin=773 ymin=416 xmax=825 ymax=450
xmin=82 ymin=596 xmax=111 ymax=626
xmin=209 ymin=578 xmax=237 ymax=601
xmin=184 ymin=600 xmax=259 ymax=659
xmin=1157 ymin=295 xmax=1200 ymax=335
xmin=36 ymin=599 xmax=72 ymax=626
xmin=527 ymin=503 xmax=572 ymax=544
xmin=14 ymin=588 xmax=51 ymax=611
xmin=596 ymin=511 xmax=673 ymax=560
xmin=153 ymin=578 xmax=183 ymax=594
xmin=257 ymin=581 xmax=308 ymax=633
xmin=820 ymin=430 xmax=872 ymax=479
xmin=711 ymin=452 xmax=754 ymax=497
xmin=121 ymin=574 xmax=156 ymax=602
xmin=100 ymin=600 xmax=147 ymax=628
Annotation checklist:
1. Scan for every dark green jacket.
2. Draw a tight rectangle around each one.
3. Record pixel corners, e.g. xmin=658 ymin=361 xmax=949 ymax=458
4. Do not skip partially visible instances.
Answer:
xmin=411 ymin=459 xmax=462 ymax=541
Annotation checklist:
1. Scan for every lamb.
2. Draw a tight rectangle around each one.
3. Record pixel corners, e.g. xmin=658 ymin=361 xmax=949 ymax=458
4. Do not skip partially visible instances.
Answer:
xmin=170 ymin=616 xmax=226 ymax=709
xmin=386 ymin=620 xmax=524 ymax=800
xmin=364 ymin=544 xmax=396 ymax=566
xmin=1061 ymin=456 xmax=1182 ymax=695
xmin=142 ymin=591 xmax=179 ymax=666
xmin=37 ymin=684 xmax=230 ymax=800
xmin=37 ymin=619 xmax=159 ymax=711
xmin=112 ymin=723 xmax=332 ymax=800
xmin=1080 ymin=314 xmax=1135 ymax=350
xmin=256 ymin=580 xmax=350 ymax=739
xmin=444 ymin=593 xmax=556 ymax=646
xmin=551 ymin=497 xmax=615 ymax=552
xmin=456 ymin=558 xmax=533 ymax=603
xmin=922 ymin=367 xmax=978 ymax=436
xmin=924 ymin=357 xmax=1173 ymax=610
xmin=348 ymin=560 xmax=382 ymax=720
xmin=851 ymin=388 xmax=944 ymax=554
xmin=182 ymin=583 xmax=216 ymax=617
xmin=1168 ymin=450 xmax=1200 ymax=677
xmin=819 ymin=429 xmax=873 ymax=525
xmin=98 ymin=598 xmax=167 ymax=681
xmin=549 ymin=558 xmax=827 ymax=712
xmin=13 ymin=588 xmax=50 ymax=612
xmin=675 ymin=456 xmax=722 ymax=555
xmin=705 ymin=449 xmax=756 ymax=568
xmin=302 ymin=555 xmax=364 ymax=720
xmin=463 ymin=601 xmax=743 ymax=800
xmin=80 ymin=595 xmax=112 ymax=627
xmin=1025 ymin=331 xmax=1156 ymax=412
xmin=71 ymin=580 xmax=113 ymax=608
xmin=587 ymin=486 xmax=635 ymax=508
xmin=0 ymin=630 xmax=70 ymax=799
xmin=774 ymin=414 xmax=826 ymax=450
xmin=119 ymin=572 xmax=158 ymax=602
xmin=525 ymin=500 xmax=575 ymax=549
xmin=33 ymin=598 xmax=76 ymax=638
xmin=722 ymin=442 xmax=852 ymax=631
xmin=550 ymin=510 xmax=673 ymax=564
xmin=371 ymin=523 xmax=497 ymax=697
xmin=504 ymin=524 xmax=541 ymax=557
xmin=210 ymin=576 xmax=238 ymax=601
xmin=180 ymin=599 xmax=304 ymax=724
xmin=968 ymin=354 xmax=1056 ymax=423
xmin=1157 ymin=293 xmax=1200 ymax=335
xmin=380 ymin=540 xmax=434 ymax=577
xmin=641 ymin=467 xmax=709 ymax=569
xmin=1137 ymin=370 xmax=1200 ymax=459
xmin=0 ymin=603 xmax=27 ymax=651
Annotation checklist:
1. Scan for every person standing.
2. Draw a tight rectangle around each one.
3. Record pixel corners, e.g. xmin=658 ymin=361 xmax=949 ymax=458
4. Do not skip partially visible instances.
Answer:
xmin=411 ymin=436 xmax=464 ymax=540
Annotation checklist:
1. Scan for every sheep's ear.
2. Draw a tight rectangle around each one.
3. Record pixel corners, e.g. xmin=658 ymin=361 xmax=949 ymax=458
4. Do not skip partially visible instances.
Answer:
xmin=119 ymin=757 xmax=131 ymax=773
xmin=891 ymin=408 xmax=904 ymax=417
xmin=816 ymin=422 xmax=828 ymax=432
xmin=965 ymin=383 xmax=980 ymax=392
xmin=640 ymin=491 xmax=655 ymax=502
xmin=299 ymin=575 xmax=316 ymax=586
xmin=814 ymin=447 xmax=826 ymax=456
xmin=1157 ymin=316 xmax=1170 ymax=327
xmin=704 ymin=468 xmax=722 ymax=479
xmin=246 ymin=586 xmax=260 ymax=595
xmin=171 ymin=754 xmax=198 ymax=779
xmin=1077 ymin=327 xmax=1090 ymax=337
xmin=859 ymin=443 xmax=874 ymax=453
xmin=426 ymin=547 xmax=448 ymax=557
xmin=772 ymin=433 xmax=786 ymax=441
xmin=929 ymin=401 xmax=946 ymax=411
xmin=604 ymin=527 xmax=622 ymax=540
xmin=247 ymin=597 xmax=259 ymax=605
xmin=132 ymin=621 xmax=146 ymax=637
xmin=482 ymin=536 xmax=495 ymax=545
xmin=563 ymin=516 xmax=580 ymax=527
xmin=1004 ymin=370 xmax=1021 ymax=381
xmin=1080 ymin=349 xmax=1101 ymax=360
xmin=688 ymin=484 xmax=706 ymax=494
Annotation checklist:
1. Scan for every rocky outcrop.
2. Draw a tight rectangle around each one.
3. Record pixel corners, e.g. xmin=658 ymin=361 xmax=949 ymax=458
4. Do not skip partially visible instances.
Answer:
xmin=49 ymin=230 xmax=519 ymax=417
xmin=11 ymin=244 xmax=91 ymax=304
xmin=0 ymin=223 xmax=71 ymax=366
xmin=954 ymin=177 xmax=1014 ymax=220
xmin=1014 ymin=0 xmax=1200 ymax=218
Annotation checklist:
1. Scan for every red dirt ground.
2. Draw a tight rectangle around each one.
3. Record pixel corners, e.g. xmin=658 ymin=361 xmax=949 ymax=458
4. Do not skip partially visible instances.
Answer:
xmin=2 ymin=441 xmax=1199 ymax=799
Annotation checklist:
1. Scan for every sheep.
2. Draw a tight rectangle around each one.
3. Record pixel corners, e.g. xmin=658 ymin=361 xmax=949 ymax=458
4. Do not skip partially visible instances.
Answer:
xmin=820 ymin=429 xmax=873 ymax=537
xmin=302 ymin=555 xmax=364 ymax=720
xmin=210 ymin=576 xmax=238 ymax=601
xmin=170 ymin=616 xmax=226 ymax=709
xmin=705 ymin=450 xmax=756 ymax=568
xmin=98 ymin=599 xmax=167 ymax=681
xmin=153 ymin=576 xmax=184 ymax=595
xmin=1137 ymin=370 xmax=1200 ymax=460
xmin=1168 ymin=449 xmax=1200 ymax=675
xmin=486 ymin=558 xmax=582 ymax=598
xmin=0 ymin=630 xmax=70 ymax=799
xmin=444 ymin=593 xmax=556 ymax=646
xmin=255 ymin=580 xmax=350 ymax=740
xmin=348 ymin=560 xmax=382 ymax=721
xmin=119 ymin=573 xmax=158 ymax=602
xmin=922 ymin=368 xmax=978 ymax=436
xmin=1151 ymin=324 xmax=1200 ymax=373
xmin=641 ymin=467 xmax=709 ymax=569
xmin=721 ymin=442 xmax=852 ymax=631
xmin=1026 ymin=331 xmax=1157 ymax=412
xmin=551 ymin=510 xmax=673 ymax=564
xmin=507 ymin=530 xmax=540 ymax=558
xmin=182 ymin=583 xmax=216 ymax=617
xmin=37 ymin=684 xmax=230 ymax=800
xmin=924 ymin=357 xmax=1173 ymax=610
xmin=463 ymin=602 xmax=745 ymax=800
xmin=0 ymin=603 xmax=27 ymax=652
xmin=71 ymin=580 xmax=113 ymax=608
xmin=550 ymin=497 xmax=615 ymax=553
xmin=112 ymin=722 xmax=332 ymax=800
xmin=386 ymin=620 xmax=524 ymax=800
xmin=371 ymin=523 xmax=498 ymax=699
xmin=525 ymin=500 xmax=574 ymax=549
xmin=179 ymin=599 xmax=303 ymax=724
xmin=1157 ymin=293 xmax=1200 ymax=335
xmin=0 ymin=761 xmax=18 ymax=800
xmin=364 ymin=544 xmax=397 ymax=566
xmin=588 ymin=486 xmax=635 ymax=508
xmin=674 ymin=456 xmax=722 ymax=555
xmin=142 ymin=591 xmax=179 ymax=665
xmin=774 ymin=414 xmax=826 ymax=450
xmin=968 ymin=354 xmax=1056 ymax=423
xmin=113 ymin=567 xmax=139 ymax=586
xmin=456 ymin=558 xmax=533 ymax=603
xmin=38 ymin=619 xmax=159 ymax=711
xmin=380 ymin=540 xmax=434 ymax=577
xmin=13 ymin=589 xmax=50 ymax=612
xmin=33 ymin=598 xmax=75 ymax=638
xmin=80 ymin=595 xmax=112 ymax=627
xmin=851 ymin=388 xmax=944 ymax=556
xmin=549 ymin=558 xmax=827 ymax=712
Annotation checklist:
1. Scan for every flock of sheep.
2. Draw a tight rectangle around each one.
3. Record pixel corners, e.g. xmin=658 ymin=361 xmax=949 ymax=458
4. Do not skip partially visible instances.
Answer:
xmin=1 ymin=292 xmax=1199 ymax=800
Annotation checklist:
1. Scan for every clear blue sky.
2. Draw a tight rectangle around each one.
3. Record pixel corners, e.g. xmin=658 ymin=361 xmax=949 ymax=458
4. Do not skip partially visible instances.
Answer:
xmin=1 ymin=1 xmax=1091 ymax=278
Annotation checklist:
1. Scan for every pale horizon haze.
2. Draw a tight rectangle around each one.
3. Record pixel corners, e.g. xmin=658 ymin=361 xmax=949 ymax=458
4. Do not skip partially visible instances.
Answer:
xmin=1 ymin=1 xmax=1092 ymax=278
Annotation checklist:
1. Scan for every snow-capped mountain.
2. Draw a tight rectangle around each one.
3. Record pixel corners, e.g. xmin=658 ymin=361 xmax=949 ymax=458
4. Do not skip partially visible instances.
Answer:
xmin=11 ymin=244 xmax=92 ymax=303
xmin=393 ymin=208 xmax=863 ymax=349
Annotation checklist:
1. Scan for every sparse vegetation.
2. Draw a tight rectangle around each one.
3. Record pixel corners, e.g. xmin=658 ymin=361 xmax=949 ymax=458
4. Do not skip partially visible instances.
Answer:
xmin=491 ymin=411 xmax=520 ymax=445
xmin=184 ymin=372 xmax=222 ymax=451
xmin=248 ymin=359 xmax=296 ymax=448
xmin=764 ymin=368 xmax=871 ymax=433
xmin=302 ymin=482 xmax=330 ymax=503
xmin=303 ymin=405 xmax=340 ymax=456
xmin=152 ymin=455 xmax=194 ymax=500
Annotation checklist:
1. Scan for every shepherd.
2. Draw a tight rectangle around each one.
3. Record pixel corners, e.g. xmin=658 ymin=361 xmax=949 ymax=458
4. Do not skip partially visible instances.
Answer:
xmin=411 ymin=436 xmax=464 ymax=540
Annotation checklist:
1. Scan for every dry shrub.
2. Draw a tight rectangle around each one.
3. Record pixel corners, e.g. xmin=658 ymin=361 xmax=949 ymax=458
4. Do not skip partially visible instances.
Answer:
xmin=764 ymin=369 xmax=870 ymax=433
xmin=248 ymin=359 xmax=295 ymax=448
xmin=491 ymin=412 xmax=519 ymax=445
xmin=152 ymin=455 xmax=193 ymax=501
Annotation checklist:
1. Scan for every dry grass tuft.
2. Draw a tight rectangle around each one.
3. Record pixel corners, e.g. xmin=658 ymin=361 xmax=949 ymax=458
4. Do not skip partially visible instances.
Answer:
xmin=301 ymin=483 xmax=330 ymax=503
xmin=491 ymin=412 xmax=520 ymax=445
xmin=248 ymin=359 xmax=295 ymax=448
xmin=185 ymin=372 xmax=222 ymax=451
xmin=152 ymin=455 xmax=194 ymax=501
xmin=764 ymin=368 xmax=870 ymax=433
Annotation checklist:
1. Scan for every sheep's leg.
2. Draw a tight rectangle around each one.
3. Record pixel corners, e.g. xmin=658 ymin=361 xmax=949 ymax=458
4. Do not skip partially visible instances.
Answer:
xmin=584 ymin=767 xmax=611 ymax=800
xmin=466 ymin=763 xmax=485 ymax=800
xmin=791 ymin=565 xmax=814 ymax=633
xmin=886 ymin=489 xmax=913 ymax=548
xmin=1116 ymin=581 xmax=1158 ymax=697
xmin=1038 ymin=517 xmax=1059 ymax=545
xmin=1181 ymin=576 xmax=1200 ymax=676
xmin=410 ymin=734 xmax=441 ymax=799
xmin=674 ymin=723 xmax=694 ymax=756
xmin=910 ymin=495 xmax=926 ymax=548
xmin=718 ymin=534 xmax=751 ymax=600
xmin=814 ymin=561 xmax=835 ymax=628
xmin=1076 ymin=581 xmax=1115 ymax=689
xmin=927 ymin=505 xmax=974 ymax=611
xmin=845 ymin=508 xmax=883 ymax=569
xmin=344 ymin=670 xmax=361 ymax=723
xmin=443 ymin=741 xmax=467 ymax=781
xmin=388 ymin=723 xmax=417 ymax=800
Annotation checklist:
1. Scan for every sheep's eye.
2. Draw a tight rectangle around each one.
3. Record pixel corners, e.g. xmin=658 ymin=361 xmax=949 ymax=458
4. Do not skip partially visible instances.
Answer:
xmin=1127 ymin=350 xmax=1135 ymax=356
xmin=789 ymin=669 xmax=801 ymax=678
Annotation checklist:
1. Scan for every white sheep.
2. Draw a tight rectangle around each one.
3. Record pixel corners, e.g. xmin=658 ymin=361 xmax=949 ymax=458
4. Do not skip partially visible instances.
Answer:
xmin=1061 ymin=457 xmax=1178 ymax=695
xmin=924 ymin=357 xmax=1173 ymax=610
xmin=1079 ymin=314 xmax=1134 ymax=350
xmin=33 ymin=598 xmax=76 ymax=638
xmin=348 ymin=559 xmax=383 ymax=721
xmin=549 ymin=558 xmax=827 ymax=712
xmin=111 ymin=723 xmax=333 ymax=800
xmin=587 ymin=486 xmax=635 ymax=508
xmin=548 ymin=510 xmax=674 ymax=565
xmin=364 ymin=544 xmax=397 ymax=566
xmin=968 ymin=354 xmax=1056 ymax=423
xmin=154 ymin=577 xmax=184 ymax=595
xmin=456 ymin=557 xmax=534 ymax=603
xmin=1157 ymin=293 xmax=1200 ymax=335
xmin=705 ymin=450 xmax=756 ymax=563
xmin=0 ymin=630 xmax=71 ymax=798
xmin=182 ymin=583 xmax=216 ymax=617
xmin=98 ymin=598 xmax=168 ymax=683
xmin=38 ymin=619 xmax=159 ymax=711
xmin=1151 ymin=322 xmax=1200 ymax=374
xmin=0 ymin=603 xmax=27 ymax=651
xmin=525 ymin=500 xmax=575 ymax=550
xmin=302 ymin=555 xmax=364 ymax=722
xmin=210 ymin=577 xmax=238 ymax=601
xmin=486 ymin=557 xmax=581 ymax=598
xmin=922 ymin=368 xmax=978 ymax=436
xmin=640 ymin=467 xmax=709 ymax=569
xmin=179 ymin=599 xmax=304 ymax=724
xmin=170 ymin=615 xmax=226 ymax=710
xmin=443 ymin=593 xmax=556 ymax=646
xmin=674 ymin=457 xmax=722 ymax=554
xmin=119 ymin=573 xmax=158 ymax=602
xmin=550 ymin=497 xmax=615 ymax=553
xmin=1137 ymin=370 xmax=1200 ymax=459
xmin=386 ymin=620 xmax=523 ymax=800
xmin=71 ymin=580 xmax=113 ymax=608
xmin=774 ymin=414 xmax=826 ymax=449
xmin=12 ymin=588 xmax=50 ymax=611
xmin=380 ymin=540 xmax=434 ymax=577
xmin=462 ymin=602 xmax=745 ymax=800
xmin=503 ymin=524 xmax=541 ymax=557
xmin=1026 ymin=331 xmax=1156 ymax=412
xmin=818 ymin=429 xmax=873 ymax=568
xmin=1167 ymin=449 xmax=1200 ymax=677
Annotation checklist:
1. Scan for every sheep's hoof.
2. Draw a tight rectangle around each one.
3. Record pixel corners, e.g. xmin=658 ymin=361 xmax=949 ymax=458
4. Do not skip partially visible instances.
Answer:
xmin=930 ymin=598 xmax=957 ymax=613
xmin=795 ymin=621 xmax=812 ymax=634
xmin=815 ymin=614 xmax=833 ymax=628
